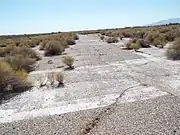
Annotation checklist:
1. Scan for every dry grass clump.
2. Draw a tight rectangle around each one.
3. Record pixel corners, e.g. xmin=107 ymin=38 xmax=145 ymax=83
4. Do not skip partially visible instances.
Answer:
xmin=47 ymin=72 xmax=56 ymax=85
xmin=166 ymin=38 xmax=180 ymax=60
xmin=44 ymin=40 xmax=64 ymax=56
xmin=56 ymin=72 xmax=64 ymax=87
xmin=47 ymin=72 xmax=64 ymax=87
xmin=62 ymin=56 xmax=75 ymax=69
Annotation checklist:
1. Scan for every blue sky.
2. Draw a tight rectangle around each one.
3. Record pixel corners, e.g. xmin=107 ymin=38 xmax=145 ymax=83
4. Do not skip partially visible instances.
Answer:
xmin=0 ymin=0 xmax=179 ymax=35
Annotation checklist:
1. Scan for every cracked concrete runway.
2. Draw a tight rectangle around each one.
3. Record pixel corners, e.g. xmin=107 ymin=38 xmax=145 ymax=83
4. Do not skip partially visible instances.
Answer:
xmin=0 ymin=34 xmax=180 ymax=135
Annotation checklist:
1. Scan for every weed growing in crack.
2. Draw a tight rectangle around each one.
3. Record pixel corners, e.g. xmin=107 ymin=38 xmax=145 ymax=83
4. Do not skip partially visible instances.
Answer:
xmin=62 ymin=56 xmax=75 ymax=70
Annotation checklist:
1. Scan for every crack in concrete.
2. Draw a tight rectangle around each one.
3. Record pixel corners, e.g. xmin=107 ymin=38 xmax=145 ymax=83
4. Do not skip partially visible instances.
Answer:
xmin=78 ymin=84 xmax=141 ymax=135
xmin=122 ymin=59 xmax=177 ymax=97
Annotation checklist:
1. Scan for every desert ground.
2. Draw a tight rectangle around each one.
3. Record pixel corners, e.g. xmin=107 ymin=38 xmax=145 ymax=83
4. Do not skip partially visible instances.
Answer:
xmin=0 ymin=34 xmax=180 ymax=135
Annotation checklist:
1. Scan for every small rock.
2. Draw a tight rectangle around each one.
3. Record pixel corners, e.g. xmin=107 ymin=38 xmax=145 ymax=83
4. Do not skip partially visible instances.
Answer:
xmin=48 ymin=60 xmax=53 ymax=64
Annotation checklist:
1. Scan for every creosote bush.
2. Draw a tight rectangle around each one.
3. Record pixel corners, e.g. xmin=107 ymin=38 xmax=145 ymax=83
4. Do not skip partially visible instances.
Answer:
xmin=166 ymin=38 xmax=180 ymax=60
xmin=62 ymin=56 xmax=74 ymax=69
xmin=44 ymin=40 xmax=64 ymax=56
xmin=130 ymin=43 xmax=141 ymax=51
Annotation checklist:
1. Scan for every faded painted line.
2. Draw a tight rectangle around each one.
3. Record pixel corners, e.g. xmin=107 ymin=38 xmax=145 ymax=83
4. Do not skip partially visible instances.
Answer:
xmin=0 ymin=86 xmax=168 ymax=123
xmin=0 ymin=94 xmax=119 ymax=123
xmin=29 ymin=58 xmax=147 ymax=75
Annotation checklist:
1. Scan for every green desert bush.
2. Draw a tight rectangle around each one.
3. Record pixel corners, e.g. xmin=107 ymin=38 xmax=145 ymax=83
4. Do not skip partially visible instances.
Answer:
xmin=71 ymin=33 xmax=79 ymax=40
xmin=124 ymin=39 xmax=136 ymax=50
xmin=166 ymin=38 xmax=180 ymax=60
xmin=130 ymin=43 xmax=141 ymax=51
xmin=106 ymin=37 xmax=119 ymax=43
xmin=44 ymin=40 xmax=64 ymax=56
xmin=62 ymin=56 xmax=74 ymax=69
xmin=125 ymin=43 xmax=132 ymax=50
xmin=152 ymin=35 xmax=167 ymax=47
xmin=14 ymin=69 xmax=28 ymax=81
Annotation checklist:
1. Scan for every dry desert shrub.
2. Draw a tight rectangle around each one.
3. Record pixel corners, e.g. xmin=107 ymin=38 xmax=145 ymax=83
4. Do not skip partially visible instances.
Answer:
xmin=100 ymin=36 xmax=105 ymax=40
xmin=62 ymin=56 xmax=75 ymax=69
xmin=5 ymin=55 xmax=36 ymax=72
xmin=66 ymin=39 xmax=76 ymax=45
xmin=44 ymin=40 xmax=64 ymax=56
xmin=47 ymin=72 xmax=56 ymax=86
xmin=0 ymin=61 xmax=31 ymax=94
xmin=166 ymin=38 xmax=180 ymax=60
xmin=106 ymin=37 xmax=119 ymax=43
xmin=56 ymin=72 xmax=64 ymax=87
xmin=39 ymin=40 xmax=48 ymax=50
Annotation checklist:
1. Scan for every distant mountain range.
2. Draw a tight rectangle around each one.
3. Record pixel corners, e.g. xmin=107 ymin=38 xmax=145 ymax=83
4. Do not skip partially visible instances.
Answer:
xmin=148 ymin=18 xmax=180 ymax=26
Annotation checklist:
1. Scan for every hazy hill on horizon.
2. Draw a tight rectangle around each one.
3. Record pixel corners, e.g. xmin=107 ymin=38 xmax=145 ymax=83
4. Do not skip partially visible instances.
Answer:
xmin=149 ymin=17 xmax=180 ymax=26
